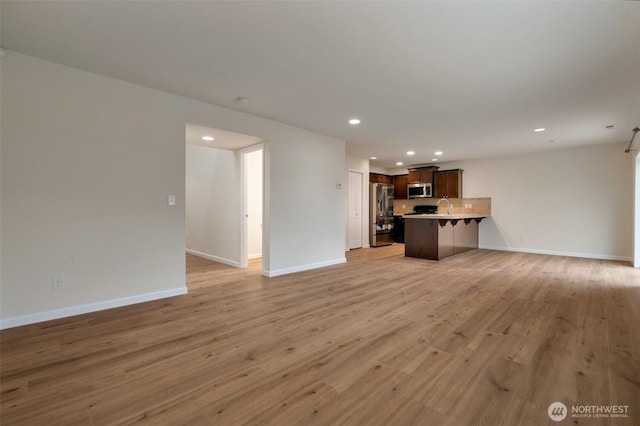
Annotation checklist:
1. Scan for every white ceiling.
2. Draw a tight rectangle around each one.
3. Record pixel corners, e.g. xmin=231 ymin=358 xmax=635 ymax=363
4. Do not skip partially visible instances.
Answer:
xmin=185 ymin=123 xmax=263 ymax=151
xmin=2 ymin=1 xmax=639 ymax=168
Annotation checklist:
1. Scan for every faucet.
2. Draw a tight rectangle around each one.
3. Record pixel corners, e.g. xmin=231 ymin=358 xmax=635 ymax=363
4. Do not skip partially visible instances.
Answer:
xmin=437 ymin=197 xmax=451 ymax=215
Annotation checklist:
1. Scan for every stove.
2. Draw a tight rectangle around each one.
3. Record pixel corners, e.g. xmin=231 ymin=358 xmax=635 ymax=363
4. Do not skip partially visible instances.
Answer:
xmin=394 ymin=205 xmax=439 ymax=243
xmin=404 ymin=205 xmax=439 ymax=215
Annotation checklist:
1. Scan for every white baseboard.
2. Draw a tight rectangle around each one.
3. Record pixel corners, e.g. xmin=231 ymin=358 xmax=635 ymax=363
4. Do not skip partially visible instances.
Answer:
xmin=0 ymin=287 xmax=188 ymax=330
xmin=248 ymin=253 xmax=262 ymax=260
xmin=265 ymin=257 xmax=347 ymax=277
xmin=186 ymin=248 xmax=241 ymax=267
xmin=479 ymin=245 xmax=632 ymax=262
xmin=345 ymin=243 xmax=371 ymax=251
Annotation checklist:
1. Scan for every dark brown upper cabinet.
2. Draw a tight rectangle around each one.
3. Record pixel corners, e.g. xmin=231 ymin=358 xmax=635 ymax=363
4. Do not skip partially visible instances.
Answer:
xmin=369 ymin=173 xmax=393 ymax=185
xmin=392 ymin=174 xmax=409 ymax=199
xmin=408 ymin=166 xmax=439 ymax=184
xmin=433 ymin=169 xmax=463 ymax=198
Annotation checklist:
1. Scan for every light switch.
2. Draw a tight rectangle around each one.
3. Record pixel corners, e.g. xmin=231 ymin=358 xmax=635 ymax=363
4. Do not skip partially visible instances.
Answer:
xmin=168 ymin=195 xmax=176 ymax=206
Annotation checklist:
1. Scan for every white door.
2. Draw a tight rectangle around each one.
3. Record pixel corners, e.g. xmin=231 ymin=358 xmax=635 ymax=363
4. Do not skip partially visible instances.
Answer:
xmin=348 ymin=171 xmax=363 ymax=249
xmin=636 ymin=153 xmax=640 ymax=268
xmin=246 ymin=149 xmax=263 ymax=259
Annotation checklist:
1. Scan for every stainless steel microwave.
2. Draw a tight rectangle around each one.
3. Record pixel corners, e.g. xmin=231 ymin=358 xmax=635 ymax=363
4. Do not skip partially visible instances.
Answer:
xmin=407 ymin=183 xmax=432 ymax=198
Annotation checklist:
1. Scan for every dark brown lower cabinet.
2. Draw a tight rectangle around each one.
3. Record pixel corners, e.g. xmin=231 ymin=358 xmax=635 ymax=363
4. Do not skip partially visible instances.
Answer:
xmin=405 ymin=218 xmax=441 ymax=260
xmin=404 ymin=217 xmax=482 ymax=260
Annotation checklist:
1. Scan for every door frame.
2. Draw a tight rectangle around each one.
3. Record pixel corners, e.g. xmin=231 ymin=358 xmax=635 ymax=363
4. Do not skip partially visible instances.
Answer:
xmin=240 ymin=143 xmax=265 ymax=269
xmin=635 ymin=151 xmax=639 ymax=267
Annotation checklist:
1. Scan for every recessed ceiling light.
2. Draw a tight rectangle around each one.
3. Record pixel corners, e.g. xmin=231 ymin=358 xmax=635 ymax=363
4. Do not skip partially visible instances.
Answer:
xmin=370 ymin=156 xmax=377 ymax=160
xmin=396 ymin=162 xmax=403 ymax=166
xmin=534 ymin=128 xmax=546 ymax=132
xmin=349 ymin=118 xmax=361 ymax=125
xmin=202 ymin=136 xmax=214 ymax=141
xmin=406 ymin=151 xmax=415 ymax=156
xmin=236 ymin=96 xmax=249 ymax=103
xmin=434 ymin=151 xmax=443 ymax=156
xmin=432 ymin=158 xmax=438 ymax=162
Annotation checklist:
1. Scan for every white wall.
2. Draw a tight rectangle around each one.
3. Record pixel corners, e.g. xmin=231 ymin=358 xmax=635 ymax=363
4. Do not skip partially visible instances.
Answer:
xmin=1 ymin=53 xmax=188 ymax=326
xmin=1 ymin=52 xmax=345 ymax=327
xmin=369 ymin=165 xmax=388 ymax=175
xmin=435 ymin=143 xmax=633 ymax=261
xmin=345 ymin=155 xmax=370 ymax=250
xmin=185 ymin=144 xmax=241 ymax=266
xmin=266 ymin=132 xmax=346 ymax=275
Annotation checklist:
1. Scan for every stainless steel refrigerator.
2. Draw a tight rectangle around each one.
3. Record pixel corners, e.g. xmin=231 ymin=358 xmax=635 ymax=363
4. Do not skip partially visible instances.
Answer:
xmin=370 ymin=183 xmax=394 ymax=247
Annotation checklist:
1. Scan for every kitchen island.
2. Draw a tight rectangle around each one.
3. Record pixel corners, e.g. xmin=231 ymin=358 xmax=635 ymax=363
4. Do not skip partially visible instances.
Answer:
xmin=404 ymin=214 xmax=487 ymax=260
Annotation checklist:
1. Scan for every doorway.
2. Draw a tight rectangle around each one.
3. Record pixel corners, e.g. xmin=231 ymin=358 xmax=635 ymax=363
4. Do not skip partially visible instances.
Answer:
xmin=348 ymin=170 xmax=363 ymax=249
xmin=241 ymin=144 xmax=264 ymax=268
xmin=184 ymin=123 xmax=265 ymax=273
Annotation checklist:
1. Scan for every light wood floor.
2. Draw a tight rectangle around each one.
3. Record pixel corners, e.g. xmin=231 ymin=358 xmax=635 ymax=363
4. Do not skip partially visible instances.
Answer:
xmin=1 ymin=246 xmax=639 ymax=425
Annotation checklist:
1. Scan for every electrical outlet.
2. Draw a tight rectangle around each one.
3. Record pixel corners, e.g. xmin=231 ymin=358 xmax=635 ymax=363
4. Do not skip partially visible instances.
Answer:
xmin=168 ymin=195 xmax=176 ymax=206
xmin=52 ymin=276 xmax=64 ymax=291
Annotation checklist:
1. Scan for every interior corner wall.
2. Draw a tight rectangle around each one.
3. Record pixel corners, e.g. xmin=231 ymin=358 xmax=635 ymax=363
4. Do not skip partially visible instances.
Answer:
xmin=346 ymin=155 xmax=370 ymax=250
xmin=1 ymin=51 xmax=346 ymax=326
xmin=437 ymin=142 xmax=633 ymax=261
xmin=185 ymin=144 xmax=241 ymax=266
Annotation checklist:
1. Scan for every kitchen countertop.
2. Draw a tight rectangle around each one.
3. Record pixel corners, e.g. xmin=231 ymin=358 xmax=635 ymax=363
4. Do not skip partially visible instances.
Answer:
xmin=402 ymin=213 xmax=489 ymax=220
